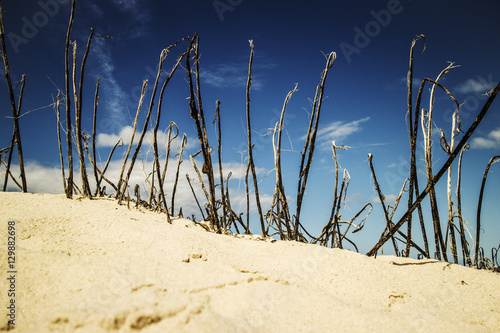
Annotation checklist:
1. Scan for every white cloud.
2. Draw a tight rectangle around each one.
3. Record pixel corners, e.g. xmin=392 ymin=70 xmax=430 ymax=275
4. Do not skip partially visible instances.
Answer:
xmin=455 ymin=77 xmax=495 ymax=94
xmin=470 ymin=127 xmax=500 ymax=149
xmin=489 ymin=128 xmax=500 ymax=141
xmin=3 ymin=153 xmax=272 ymax=222
xmin=309 ymin=116 xmax=370 ymax=149
xmin=3 ymin=161 xmax=65 ymax=194
xmin=372 ymin=194 xmax=397 ymax=204
xmin=317 ymin=117 xmax=370 ymax=140
xmin=345 ymin=192 xmax=365 ymax=204
xmin=96 ymin=126 xmax=197 ymax=152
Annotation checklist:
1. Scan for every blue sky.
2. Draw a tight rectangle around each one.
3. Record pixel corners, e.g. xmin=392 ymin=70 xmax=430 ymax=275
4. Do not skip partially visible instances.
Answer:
xmin=1 ymin=0 xmax=499 ymax=258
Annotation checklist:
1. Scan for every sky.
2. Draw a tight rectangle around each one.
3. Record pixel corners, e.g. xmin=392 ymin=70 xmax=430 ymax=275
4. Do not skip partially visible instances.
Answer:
xmin=1 ymin=0 xmax=499 ymax=259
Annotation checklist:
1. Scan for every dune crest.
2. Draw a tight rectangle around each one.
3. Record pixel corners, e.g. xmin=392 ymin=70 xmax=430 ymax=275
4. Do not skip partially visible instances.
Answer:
xmin=1 ymin=192 xmax=499 ymax=332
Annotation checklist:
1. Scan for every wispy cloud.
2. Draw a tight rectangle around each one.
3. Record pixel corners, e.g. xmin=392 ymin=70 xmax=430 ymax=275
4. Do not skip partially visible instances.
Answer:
xmin=85 ymin=3 xmax=104 ymax=17
xmin=201 ymin=63 xmax=251 ymax=89
xmin=470 ymin=127 xmax=500 ymax=149
xmin=309 ymin=116 xmax=371 ymax=149
xmin=89 ymin=38 xmax=129 ymax=133
xmin=111 ymin=0 xmax=138 ymax=10
xmin=361 ymin=142 xmax=389 ymax=148
xmin=455 ymin=76 xmax=495 ymax=94
xmin=201 ymin=60 xmax=276 ymax=91
xmin=87 ymin=0 xmax=150 ymax=39
xmin=121 ymin=9 xmax=150 ymax=39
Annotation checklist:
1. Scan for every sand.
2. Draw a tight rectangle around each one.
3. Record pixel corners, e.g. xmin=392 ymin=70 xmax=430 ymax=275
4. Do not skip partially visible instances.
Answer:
xmin=0 ymin=192 xmax=499 ymax=332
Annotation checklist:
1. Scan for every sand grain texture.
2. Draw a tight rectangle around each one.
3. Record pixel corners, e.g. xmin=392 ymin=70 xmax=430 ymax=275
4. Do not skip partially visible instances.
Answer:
xmin=0 ymin=192 xmax=499 ymax=332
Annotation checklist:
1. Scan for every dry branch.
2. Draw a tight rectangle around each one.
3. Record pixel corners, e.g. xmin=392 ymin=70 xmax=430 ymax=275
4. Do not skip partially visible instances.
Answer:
xmin=92 ymin=78 xmax=101 ymax=195
xmin=151 ymin=44 xmax=187 ymax=218
xmin=84 ymin=138 xmax=120 ymax=193
xmin=117 ymin=80 xmax=148 ymax=199
xmin=295 ymin=51 xmax=336 ymax=240
xmin=367 ymin=80 xmax=500 ymax=257
xmin=186 ymin=173 xmax=206 ymax=221
xmin=411 ymin=76 xmax=459 ymax=258
xmin=73 ymin=28 xmax=111 ymax=197
xmin=445 ymin=108 xmax=462 ymax=264
xmin=186 ymin=34 xmax=220 ymax=230
xmin=63 ymin=0 xmax=76 ymax=198
xmin=325 ymin=142 xmax=348 ymax=246
xmin=0 ymin=2 xmax=27 ymax=192
xmin=1 ymin=151 xmax=22 ymax=190
xmin=119 ymin=38 xmax=187 ymax=218
xmin=368 ymin=153 xmax=399 ymax=254
xmin=71 ymin=41 xmax=90 ymax=196
xmin=2 ymin=74 xmax=26 ymax=192
xmin=421 ymin=63 xmax=457 ymax=261
xmin=214 ymin=100 xmax=228 ymax=229
xmin=160 ymin=122 xmax=179 ymax=190
xmin=314 ymin=142 xmax=345 ymax=246
xmin=244 ymin=40 xmax=266 ymax=236
xmin=405 ymin=34 xmax=426 ymax=257
xmin=190 ymin=153 xmax=211 ymax=206
xmin=55 ymin=90 xmax=67 ymax=194
xmin=268 ymin=84 xmax=298 ymax=239
xmin=171 ymin=134 xmax=187 ymax=216
xmin=456 ymin=143 xmax=472 ymax=266
xmin=475 ymin=155 xmax=500 ymax=267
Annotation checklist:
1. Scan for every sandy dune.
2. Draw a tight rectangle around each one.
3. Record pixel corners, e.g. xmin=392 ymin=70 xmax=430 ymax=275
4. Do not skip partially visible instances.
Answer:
xmin=0 ymin=192 xmax=499 ymax=332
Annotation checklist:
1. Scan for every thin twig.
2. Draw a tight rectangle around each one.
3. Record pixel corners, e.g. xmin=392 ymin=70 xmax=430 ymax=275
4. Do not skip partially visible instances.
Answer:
xmin=475 ymin=155 xmax=500 ymax=267
xmin=367 ymin=80 xmax=500 ymax=257
xmin=456 ymin=143 xmax=472 ymax=266
xmin=151 ymin=43 xmax=187 ymax=219
xmin=92 ymin=78 xmax=101 ymax=196
xmin=171 ymin=134 xmax=187 ymax=216
xmin=55 ymin=90 xmax=67 ymax=194
xmin=368 ymin=153 xmax=399 ymax=253
xmin=63 ymin=0 xmax=76 ymax=198
xmin=245 ymin=40 xmax=266 ymax=236
xmin=186 ymin=173 xmax=206 ymax=220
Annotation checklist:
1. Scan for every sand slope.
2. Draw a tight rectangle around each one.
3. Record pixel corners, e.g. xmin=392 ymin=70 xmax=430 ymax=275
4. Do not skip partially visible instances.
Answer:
xmin=0 ymin=192 xmax=499 ymax=332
